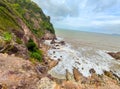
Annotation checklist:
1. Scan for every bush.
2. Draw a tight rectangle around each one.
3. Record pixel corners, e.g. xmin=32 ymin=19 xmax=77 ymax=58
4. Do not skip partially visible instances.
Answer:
xmin=26 ymin=39 xmax=42 ymax=62
xmin=3 ymin=32 xmax=12 ymax=43
xmin=30 ymin=51 xmax=42 ymax=62
xmin=26 ymin=39 xmax=37 ymax=52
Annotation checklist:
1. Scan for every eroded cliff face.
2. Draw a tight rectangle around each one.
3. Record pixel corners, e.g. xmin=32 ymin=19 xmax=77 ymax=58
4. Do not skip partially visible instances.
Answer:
xmin=0 ymin=0 xmax=55 ymax=59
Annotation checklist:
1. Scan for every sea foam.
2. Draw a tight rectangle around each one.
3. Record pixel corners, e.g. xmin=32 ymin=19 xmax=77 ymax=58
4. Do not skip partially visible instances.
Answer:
xmin=44 ymin=38 xmax=120 ymax=79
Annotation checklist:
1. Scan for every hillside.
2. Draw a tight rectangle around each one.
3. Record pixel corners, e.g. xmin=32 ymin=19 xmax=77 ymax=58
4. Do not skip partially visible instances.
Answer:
xmin=0 ymin=0 xmax=55 ymax=61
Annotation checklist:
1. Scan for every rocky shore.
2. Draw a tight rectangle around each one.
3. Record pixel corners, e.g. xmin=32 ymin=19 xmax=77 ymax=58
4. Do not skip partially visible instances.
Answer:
xmin=42 ymin=39 xmax=120 ymax=89
xmin=0 ymin=1 xmax=120 ymax=89
xmin=0 ymin=39 xmax=120 ymax=89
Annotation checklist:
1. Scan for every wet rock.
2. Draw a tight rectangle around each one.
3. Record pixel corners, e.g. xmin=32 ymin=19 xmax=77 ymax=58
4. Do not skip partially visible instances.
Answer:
xmin=55 ymin=45 xmax=59 ymax=47
xmin=104 ymin=71 xmax=114 ymax=78
xmin=59 ymin=41 xmax=65 ymax=45
xmin=108 ymin=52 xmax=120 ymax=60
xmin=49 ymin=60 xmax=58 ymax=69
xmin=58 ymin=58 xmax=61 ymax=61
xmin=89 ymin=68 xmax=96 ymax=74
xmin=50 ymin=39 xmax=55 ymax=44
xmin=53 ymin=51 xmax=55 ymax=54
xmin=73 ymin=67 xmax=82 ymax=82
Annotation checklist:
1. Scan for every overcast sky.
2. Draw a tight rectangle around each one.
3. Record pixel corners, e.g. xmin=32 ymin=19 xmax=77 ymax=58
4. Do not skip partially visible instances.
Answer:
xmin=32 ymin=0 xmax=120 ymax=34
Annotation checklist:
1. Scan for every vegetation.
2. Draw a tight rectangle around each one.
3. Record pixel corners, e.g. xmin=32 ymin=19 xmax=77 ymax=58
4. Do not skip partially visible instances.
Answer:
xmin=0 ymin=0 xmax=55 ymax=35
xmin=26 ymin=39 xmax=42 ymax=62
xmin=3 ymin=32 xmax=12 ymax=43
xmin=0 ymin=0 xmax=55 ymax=61
xmin=16 ymin=37 xmax=22 ymax=44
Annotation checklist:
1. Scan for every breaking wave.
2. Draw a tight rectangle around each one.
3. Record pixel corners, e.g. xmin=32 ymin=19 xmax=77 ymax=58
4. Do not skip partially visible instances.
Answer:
xmin=45 ymin=38 xmax=120 ymax=79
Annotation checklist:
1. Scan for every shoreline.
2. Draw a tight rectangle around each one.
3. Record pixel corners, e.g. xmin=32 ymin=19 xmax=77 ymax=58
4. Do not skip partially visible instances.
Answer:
xmin=43 ymin=38 xmax=120 ymax=80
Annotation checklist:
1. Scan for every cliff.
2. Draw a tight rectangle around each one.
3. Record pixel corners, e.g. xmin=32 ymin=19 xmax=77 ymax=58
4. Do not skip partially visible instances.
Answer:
xmin=0 ymin=0 xmax=55 ymax=60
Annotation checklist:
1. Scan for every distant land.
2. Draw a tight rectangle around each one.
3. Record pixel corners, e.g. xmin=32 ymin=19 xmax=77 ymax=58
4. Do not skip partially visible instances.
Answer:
xmin=55 ymin=28 xmax=120 ymax=36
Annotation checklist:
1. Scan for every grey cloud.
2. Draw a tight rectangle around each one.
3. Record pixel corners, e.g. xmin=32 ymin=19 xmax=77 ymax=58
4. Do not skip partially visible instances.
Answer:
xmin=32 ymin=0 xmax=120 ymax=34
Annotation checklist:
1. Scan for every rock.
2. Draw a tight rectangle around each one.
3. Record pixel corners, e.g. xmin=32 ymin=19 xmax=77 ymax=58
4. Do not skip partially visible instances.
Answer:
xmin=49 ymin=60 xmax=58 ymax=69
xmin=61 ymin=81 xmax=81 ymax=89
xmin=36 ymin=65 xmax=47 ymax=74
xmin=37 ymin=77 xmax=56 ymax=89
xmin=59 ymin=41 xmax=65 ymax=45
xmin=15 ymin=44 xmax=29 ymax=58
xmin=42 ymin=31 xmax=56 ymax=40
xmin=50 ymin=39 xmax=56 ymax=44
xmin=0 ymin=55 xmax=39 ymax=89
xmin=108 ymin=52 xmax=120 ymax=60
xmin=104 ymin=71 xmax=118 ymax=80
xmin=73 ymin=67 xmax=82 ymax=82
xmin=66 ymin=69 xmax=75 ymax=81
xmin=89 ymin=68 xmax=96 ymax=74
xmin=0 ymin=84 xmax=2 ymax=89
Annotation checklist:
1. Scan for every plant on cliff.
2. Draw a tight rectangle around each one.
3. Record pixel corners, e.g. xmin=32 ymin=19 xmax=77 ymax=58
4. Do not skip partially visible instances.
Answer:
xmin=0 ymin=0 xmax=55 ymax=59
xmin=3 ymin=32 xmax=12 ymax=43
xmin=26 ymin=39 xmax=42 ymax=62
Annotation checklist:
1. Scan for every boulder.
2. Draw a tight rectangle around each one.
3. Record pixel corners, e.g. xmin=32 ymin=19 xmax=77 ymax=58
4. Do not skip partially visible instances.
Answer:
xmin=49 ymin=60 xmax=58 ymax=69
xmin=66 ymin=69 xmax=75 ymax=81
xmin=73 ymin=67 xmax=82 ymax=82
xmin=89 ymin=68 xmax=96 ymax=74
xmin=108 ymin=52 xmax=120 ymax=60
xmin=59 ymin=41 xmax=65 ymax=45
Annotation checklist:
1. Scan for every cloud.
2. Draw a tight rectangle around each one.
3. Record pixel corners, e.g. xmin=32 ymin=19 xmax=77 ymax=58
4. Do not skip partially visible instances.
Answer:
xmin=32 ymin=0 xmax=120 ymax=34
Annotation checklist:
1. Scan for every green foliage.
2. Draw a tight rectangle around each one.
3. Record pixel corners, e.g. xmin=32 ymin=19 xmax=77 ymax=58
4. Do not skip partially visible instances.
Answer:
xmin=30 ymin=51 xmax=42 ymax=62
xmin=0 ymin=6 xmax=19 ymax=31
xmin=41 ymin=21 xmax=55 ymax=34
xmin=16 ymin=37 xmax=22 ymax=44
xmin=26 ymin=39 xmax=42 ymax=62
xmin=3 ymin=32 xmax=12 ymax=42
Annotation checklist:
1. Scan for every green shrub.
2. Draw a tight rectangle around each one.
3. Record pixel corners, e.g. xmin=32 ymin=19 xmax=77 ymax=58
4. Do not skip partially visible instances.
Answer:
xmin=26 ymin=39 xmax=42 ymax=62
xmin=3 ymin=32 xmax=12 ymax=43
xmin=26 ymin=39 xmax=37 ymax=51
xmin=30 ymin=51 xmax=42 ymax=62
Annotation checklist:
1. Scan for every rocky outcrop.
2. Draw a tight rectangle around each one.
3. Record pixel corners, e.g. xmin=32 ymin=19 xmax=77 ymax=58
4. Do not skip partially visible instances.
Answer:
xmin=108 ymin=52 xmax=120 ymax=60
xmin=37 ymin=77 xmax=57 ymax=89
xmin=73 ymin=68 xmax=82 ymax=82
xmin=66 ymin=69 xmax=75 ymax=81
xmin=0 ymin=53 xmax=39 ymax=89
xmin=48 ymin=60 xmax=59 ymax=69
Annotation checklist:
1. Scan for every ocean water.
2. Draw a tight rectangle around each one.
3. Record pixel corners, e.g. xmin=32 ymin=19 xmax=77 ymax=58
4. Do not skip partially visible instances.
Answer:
xmin=46 ymin=29 xmax=120 ymax=79
xmin=55 ymin=29 xmax=120 ymax=51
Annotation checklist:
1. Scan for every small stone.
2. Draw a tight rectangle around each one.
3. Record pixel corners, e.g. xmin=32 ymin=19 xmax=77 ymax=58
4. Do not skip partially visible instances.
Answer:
xmin=89 ymin=68 xmax=96 ymax=74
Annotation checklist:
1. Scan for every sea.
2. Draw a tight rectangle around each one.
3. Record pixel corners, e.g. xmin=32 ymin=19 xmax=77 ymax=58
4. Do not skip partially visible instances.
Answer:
xmin=55 ymin=29 xmax=120 ymax=51
xmin=47 ymin=29 xmax=120 ymax=79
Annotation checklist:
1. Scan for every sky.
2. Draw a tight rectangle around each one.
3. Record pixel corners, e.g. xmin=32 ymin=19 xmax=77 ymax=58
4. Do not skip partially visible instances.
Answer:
xmin=32 ymin=0 xmax=120 ymax=34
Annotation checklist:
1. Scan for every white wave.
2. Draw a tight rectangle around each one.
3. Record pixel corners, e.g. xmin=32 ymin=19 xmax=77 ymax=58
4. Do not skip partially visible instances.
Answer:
xmin=45 ymin=39 xmax=120 ymax=79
